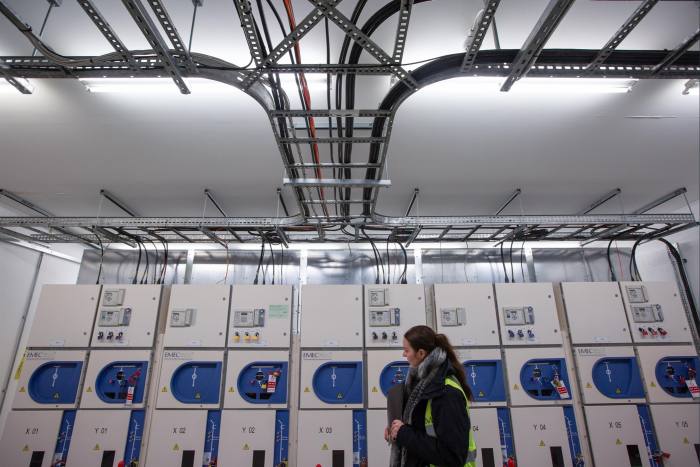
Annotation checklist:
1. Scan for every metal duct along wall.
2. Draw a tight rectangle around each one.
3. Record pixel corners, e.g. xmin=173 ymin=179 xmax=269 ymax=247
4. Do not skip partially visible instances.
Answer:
xmin=76 ymin=247 xmax=631 ymax=287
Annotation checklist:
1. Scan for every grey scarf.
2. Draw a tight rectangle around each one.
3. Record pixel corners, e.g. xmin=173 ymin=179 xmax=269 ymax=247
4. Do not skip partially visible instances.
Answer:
xmin=389 ymin=347 xmax=446 ymax=467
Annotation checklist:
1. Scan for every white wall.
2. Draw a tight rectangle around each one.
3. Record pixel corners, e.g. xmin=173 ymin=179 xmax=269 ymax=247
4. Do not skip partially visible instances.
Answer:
xmin=0 ymin=200 xmax=86 ymax=425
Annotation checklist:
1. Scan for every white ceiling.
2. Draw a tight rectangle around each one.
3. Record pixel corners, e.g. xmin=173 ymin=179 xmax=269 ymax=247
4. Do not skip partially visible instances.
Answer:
xmin=0 ymin=0 xmax=698 ymax=219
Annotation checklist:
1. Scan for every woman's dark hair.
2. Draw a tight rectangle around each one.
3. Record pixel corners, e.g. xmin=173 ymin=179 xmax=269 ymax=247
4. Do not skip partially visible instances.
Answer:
xmin=404 ymin=325 xmax=472 ymax=400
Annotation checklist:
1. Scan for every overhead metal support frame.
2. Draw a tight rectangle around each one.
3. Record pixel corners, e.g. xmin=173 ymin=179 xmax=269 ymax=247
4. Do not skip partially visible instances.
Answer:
xmin=500 ymin=0 xmax=575 ymax=91
xmin=585 ymin=0 xmax=658 ymax=73
xmin=76 ymin=0 xmax=139 ymax=71
xmin=580 ymin=187 xmax=689 ymax=244
xmin=391 ymin=0 xmax=414 ymax=64
xmin=308 ymin=0 xmax=418 ymax=89
xmin=235 ymin=0 xmax=344 ymax=89
xmin=0 ymin=59 xmax=33 ymax=93
xmin=0 ymin=189 xmax=99 ymax=249
xmin=145 ymin=0 xmax=198 ymax=73
xmin=651 ymin=28 xmax=700 ymax=75
xmin=120 ymin=0 xmax=191 ymax=93
xmin=460 ymin=0 xmax=501 ymax=72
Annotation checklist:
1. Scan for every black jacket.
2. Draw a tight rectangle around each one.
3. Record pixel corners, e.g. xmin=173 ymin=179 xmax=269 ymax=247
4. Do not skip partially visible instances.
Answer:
xmin=395 ymin=360 xmax=471 ymax=467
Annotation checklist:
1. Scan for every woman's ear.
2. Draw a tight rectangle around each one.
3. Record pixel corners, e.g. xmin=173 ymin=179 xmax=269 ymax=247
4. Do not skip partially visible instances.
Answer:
xmin=416 ymin=348 xmax=427 ymax=362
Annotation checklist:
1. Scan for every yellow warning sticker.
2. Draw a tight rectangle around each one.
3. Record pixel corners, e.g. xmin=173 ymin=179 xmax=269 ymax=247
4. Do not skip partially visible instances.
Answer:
xmin=22 ymin=445 xmax=29 ymax=452
xmin=513 ymin=384 xmax=520 ymax=390
xmin=86 ymin=387 xmax=93 ymax=393
xmin=538 ymin=440 xmax=545 ymax=447
xmin=93 ymin=444 xmax=100 ymax=451
xmin=14 ymin=354 xmax=26 ymax=380
xmin=173 ymin=443 xmax=180 ymax=451
xmin=243 ymin=443 xmax=250 ymax=450
xmin=321 ymin=443 xmax=329 ymax=451
xmin=228 ymin=387 xmax=235 ymax=393
xmin=371 ymin=387 xmax=378 ymax=393
xmin=650 ymin=382 xmax=657 ymax=388
xmin=304 ymin=387 xmax=310 ymax=393
xmin=161 ymin=386 xmax=168 ymax=393
xmin=586 ymin=383 xmax=592 ymax=389
xmin=19 ymin=386 xmax=26 ymax=393
xmin=683 ymin=437 xmax=690 ymax=444
xmin=615 ymin=439 xmax=622 ymax=445
xmin=615 ymin=388 xmax=621 ymax=394
xmin=478 ymin=391 xmax=485 ymax=397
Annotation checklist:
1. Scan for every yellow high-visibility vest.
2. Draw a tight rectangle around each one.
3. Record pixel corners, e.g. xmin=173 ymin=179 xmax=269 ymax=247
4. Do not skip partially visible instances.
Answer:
xmin=425 ymin=376 xmax=477 ymax=467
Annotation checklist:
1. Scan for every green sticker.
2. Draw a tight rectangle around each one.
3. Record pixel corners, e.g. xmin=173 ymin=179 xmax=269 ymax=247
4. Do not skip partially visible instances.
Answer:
xmin=269 ymin=304 xmax=289 ymax=319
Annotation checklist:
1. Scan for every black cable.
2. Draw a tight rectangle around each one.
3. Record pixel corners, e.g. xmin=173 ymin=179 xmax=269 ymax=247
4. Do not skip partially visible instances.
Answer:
xmin=325 ymin=15 xmax=339 ymax=217
xmin=254 ymin=237 xmax=266 ymax=285
xmin=362 ymin=227 xmax=381 ymax=284
xmin=385 ymin=236 xmax=392 ymax=284
xmin=132 ymin=240 xmax=142 ymax=285
xmin=144 ymin=238 xmax=159 ymax=284
xmin=95 ymin=231 xmax=104 ymax=285
xmin=520 ymin=240 xmax=526 ymax=282
xmin=606 ymin=238 xmax=618 ymax=281
xmin=336 ymin=0 xmax=368 ymax=217
xmin=140 ymin=238 xmax=150 ymax=284
xmin=656 ymin=237 xmax=700 ymax=334
xmin=509 ymin=238 xmax=516 ymax=283
xmin=500 ymin=242 xmax=509 ymax=283
xmin=269 ymin=238 xmax=276 ymax=285
xmin=397 ymin=240 xmax=408 ymax=284
xmin=630 ymin=237 xmax=644 ymax=282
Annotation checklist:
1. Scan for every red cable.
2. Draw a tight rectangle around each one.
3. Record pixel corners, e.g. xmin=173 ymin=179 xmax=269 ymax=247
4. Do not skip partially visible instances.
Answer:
xmin=283 ymin=0 xmax=329 ymax=218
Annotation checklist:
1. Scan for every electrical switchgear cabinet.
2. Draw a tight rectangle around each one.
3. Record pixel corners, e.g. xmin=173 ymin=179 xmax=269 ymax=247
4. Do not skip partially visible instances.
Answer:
xmin=224 ymin=350 xmax=290 ymax=409
xmin=300 ymin=285 xmax=363 ymax=348
xmin=510 ymin=406 xmax=582 ymax=467
xmin=620 ymin=282 xmax=693 ymax=344
xmin=649 ymin=404 xmax=700 ymax=465
xmin=155 ymin=350 xmax=224 ymax=409
xmin=574 ymin=346 xmax=645 ymax=404
xmin=366 ymin=349 xmax=408 ymax=409
xmin=164 ymin=285 xmax=230 ymax=347
xmin=27 ymin=284 xmax=101 ymax=348
xmin=561 ymin=282 xmax=632 ymax=344
xmin=218 ymin=410 xmax=289 ymax=467
xmin=434 ymin=283 xmax=500 ymax=346
xmin=296 ymin=410 xmax=356 ymax=467
xmin=90 ymin=285 xmax=161 ymax=348
xmin=13 ymin=350 xmax=86 ymax=409
xmin=458 ymin=348 xmax=507 ymax=407
xmin=505 ymin=347 xmax=574 ymax=406
xmin=584 ymin=405 xmax=653 ymax=467
xmin=637 ymin=345 xmax=700 ymax=404
xmin=0 ymin=410 xmax=66 ymax=467
xmin=144 ymin=409 xmax=208 ymax=467
xmin=299 ymin=350 xmax=364 ymax=409
xmin=495 ymin=283 xmax=563 ymax=346
xmin=229 ymin=285 xmax=293 ymax=348
xmin=65 ymin=409 xmax=144 ymax=466
xmin=80 ymin=349 xmax=151 ymax=409
xmin=364 ymin=284 xmax=426 ymax=348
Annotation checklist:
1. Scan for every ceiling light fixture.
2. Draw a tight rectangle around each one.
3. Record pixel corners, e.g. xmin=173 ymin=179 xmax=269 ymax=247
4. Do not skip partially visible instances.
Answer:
xmin=435 ymin=77 xmax=638 ymax=94
xmin=79 ymin=75 xmax=331 ymax=94
xmin=78 ymin=77 xmax=237 ymax=93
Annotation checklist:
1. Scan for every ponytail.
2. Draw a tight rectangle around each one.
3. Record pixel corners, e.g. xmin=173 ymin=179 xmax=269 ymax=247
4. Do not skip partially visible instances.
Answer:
xmin=404 ymin=326 xmax=473 ymax=401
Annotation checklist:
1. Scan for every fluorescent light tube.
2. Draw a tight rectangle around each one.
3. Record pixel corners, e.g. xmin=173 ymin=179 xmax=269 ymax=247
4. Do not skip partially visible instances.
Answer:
xmin=431 ymin=77 xmax=638 ymax=94
xmin=78 ymin=77 xmax=236 ymax=93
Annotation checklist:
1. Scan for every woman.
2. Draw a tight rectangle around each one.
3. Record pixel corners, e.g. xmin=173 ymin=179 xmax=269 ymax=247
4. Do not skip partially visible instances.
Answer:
xmin=385 ymin=325 xmax=476 ymax=467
